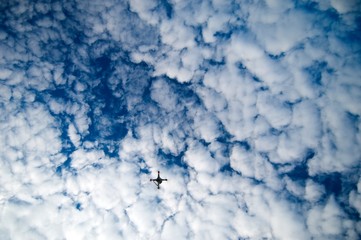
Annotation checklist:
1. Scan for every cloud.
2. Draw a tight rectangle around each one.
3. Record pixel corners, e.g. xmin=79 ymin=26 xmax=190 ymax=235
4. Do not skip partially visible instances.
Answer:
xmin=184 ymin=140 xmax=221 ymax=173
xmin=305 ymin=179 xmax=325 ymax=202
xmin=307 ymin=196 xmax=345 ymax=236
xmin=0 ymin=0 xmax=360 ymax=239
xmin=329 ymin=0 xmax=361 ymax=14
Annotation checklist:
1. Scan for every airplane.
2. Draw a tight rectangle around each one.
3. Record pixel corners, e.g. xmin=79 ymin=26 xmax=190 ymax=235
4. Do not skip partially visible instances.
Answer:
xmin=150 ymin=171 xmax=167 ymax=189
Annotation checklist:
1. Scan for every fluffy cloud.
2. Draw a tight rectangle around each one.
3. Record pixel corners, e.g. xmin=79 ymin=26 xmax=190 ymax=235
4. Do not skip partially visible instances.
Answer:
xmin=0 ymin=0 xmax=360 ymax=239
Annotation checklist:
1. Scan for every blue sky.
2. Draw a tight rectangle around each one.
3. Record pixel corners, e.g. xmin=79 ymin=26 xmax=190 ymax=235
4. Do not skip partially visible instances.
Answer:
xmin=0 ymin=0 xmax=361 ymax=239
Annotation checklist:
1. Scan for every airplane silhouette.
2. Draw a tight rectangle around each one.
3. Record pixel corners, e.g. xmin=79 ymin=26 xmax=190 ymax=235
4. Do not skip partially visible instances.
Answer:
xmin=150 ymin=171 xmax=167 ymax=189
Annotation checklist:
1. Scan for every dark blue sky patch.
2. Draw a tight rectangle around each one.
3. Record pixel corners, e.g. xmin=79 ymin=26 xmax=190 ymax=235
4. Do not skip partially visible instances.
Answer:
xmin=194 ymin=26 xmax=205 ymax=45
xmin=66 ymin=24 xmax=88 ymax=46
xmin=141 ymin=76 xmax=158 ymax=104
xmin=295 ymin=0 xmax=319 ymax=11
xmin=303 ymin=148 xmax=316 ymax=162
xmin=275 ymin=150 xmax=314 ymax=181
xmin=43 ymin=113 xmax=78 ymax=171
xmin=220 ymin=163 xmax=235 ymax=174
xmin=45 ymin=88 xmax=70 ymax=102
xmin=198 ymin=139 xmax=211 ymax=147
xmin=52 ymin=115 xmax=78 ymax=175
xmin=268 ymin=52 xmax=285 ymax=60
xmin=140 ymin=166 xmax=150 ymax=174
xmin=55 ymin=165 xmax=62 ymax=176
xmin=234 ymin=140 xmax=251 ymax=151
xmin=83 ymin=60 xmax=131 ymax=142
xmin=158 ymin=148 xmax=188 ymax=169
xmin=346 ymin=111 xmax=360 ymax=127
xmin=252 ymin=75 xmax=262 ymax=83
xmin=258 ymin=85 xmax=269 ymax=91
xmin=285 ymin=163 xmax=309 ymax=181
xmin=99 ymin=143 xmax=120 ymax=158
xmin=215 ymin=128 xmax=233 ymax=144
xmin=88 ymin=74 xmax=128 ymax=119
xmin=313 ymin=172 xmax=342 ymax=196
xmin=304 ymin=61 xmax=327 ymax=86
xmin=312 ymin=172 xmax=361 ymax=222
xmin=339 ymin=173 xmax=361 ymax=220
xmin=236 ymin=61 xmax=247 ymax=71
xmin=214 ymin=31 xmax=233 ymax=41
xmin=109 ymin=123 xmax=128 ymax=141
xmin=75 ymin=202 xmax=82 ymax=211
xmin=336 ymin=24 xmax=361 ymax=51
xmin=56 ymin=156 xmax=77 ymax=177
xmin=205 ymin=58 xmax=226 ymax=67
xmin=159 ymin=0 xmax=173 ymax=19
xmin=343 ymin=205 xmax=360 ymax=222
xmin=93 ymin=56 xmax=112 ymax=77
xmin=348 ymin=23 xmax=361 ymax=45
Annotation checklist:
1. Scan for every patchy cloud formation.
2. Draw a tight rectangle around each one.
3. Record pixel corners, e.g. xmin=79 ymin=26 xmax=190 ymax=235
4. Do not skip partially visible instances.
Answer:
xmin=0 ymin=0 xmax=360 ymax=239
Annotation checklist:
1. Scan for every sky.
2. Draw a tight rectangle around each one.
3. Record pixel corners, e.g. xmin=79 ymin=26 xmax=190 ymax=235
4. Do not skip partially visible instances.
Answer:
xmin=0 ymin=0 xmax=361 ymax=239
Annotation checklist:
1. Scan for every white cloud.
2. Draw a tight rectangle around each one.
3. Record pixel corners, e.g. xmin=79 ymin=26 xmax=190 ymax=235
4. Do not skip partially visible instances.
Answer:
xmin=68 ymin=123 xmax=81 ymax=147
xmin=292 ymin=100 xmax=321 ymax=148
xmin=161 ymin=212 xmax=190 ymax=240
xmin=307 ymin=196 xmax=350 ymax=237
xmin=284 ymin=176 xmax=305 ymax=198
xmin=192 ymin=110 xmax=221 ymax=142
xmin=230 ymin=144 xmax=254 ymax=177
xmin=129 ymin=0 xmax=159 ymax=25
xmin=1 ymin=0 xmax=360 ymax=239
xmin=184 ymin=140 xmax=221 ymax=173
xmin=276 ymin=130 xmax=306 ymax=163
xmin=330 ymin=0 xmax=361 ymax=14
xmin=257 ymin=91 xmax=292 ymax=130
xmin=160 ymin=20 xmax=195 ymax=51
xmin=251 ymin=9 xmax=316 ymax=55
xmin=308 ymin=103 xmax=361 ymax=174
xmin=0 ymin=68 xmax=12 ymax=80
xmin=254 ymin=133 xmax=278 ymax=152
xmin=305 ymin=179 xmax=325 ymax=203
xmin=226 ymin=35 xmax=291 ymax=89
xmin=349 ymin=178 xmax=361 ymax=215
xmin=150 ymin=78 xmax=179 ymax=111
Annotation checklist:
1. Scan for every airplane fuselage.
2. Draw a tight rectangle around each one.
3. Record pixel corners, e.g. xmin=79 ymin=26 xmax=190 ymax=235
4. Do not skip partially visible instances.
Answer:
xmin=150 ymin=171 xmax=168 ymax=189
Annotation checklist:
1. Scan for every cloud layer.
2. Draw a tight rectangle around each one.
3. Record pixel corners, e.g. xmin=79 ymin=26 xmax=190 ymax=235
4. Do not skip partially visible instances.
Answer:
xmin=1 ymin=0 xmax=360 ymax=239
